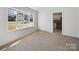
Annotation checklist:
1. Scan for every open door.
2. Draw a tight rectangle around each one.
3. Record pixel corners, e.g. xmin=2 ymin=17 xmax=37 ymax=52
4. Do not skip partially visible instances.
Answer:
xmin=53 ymin=12 xmax=62 ymax=33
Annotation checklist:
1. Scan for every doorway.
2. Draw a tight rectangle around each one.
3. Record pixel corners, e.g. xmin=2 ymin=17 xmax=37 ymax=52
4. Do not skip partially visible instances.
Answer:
xmin=53 ymin=12 xmax=62 ymax=33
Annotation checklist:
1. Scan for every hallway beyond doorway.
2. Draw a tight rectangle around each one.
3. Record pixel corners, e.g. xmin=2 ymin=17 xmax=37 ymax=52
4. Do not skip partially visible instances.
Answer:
xmin=53 ymin=12 xmax=62 ymax=33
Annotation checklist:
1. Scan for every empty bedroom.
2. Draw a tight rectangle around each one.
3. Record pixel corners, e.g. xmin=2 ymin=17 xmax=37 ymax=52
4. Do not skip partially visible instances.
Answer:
xmin=0 ymin=7 xmax=79 ymax=51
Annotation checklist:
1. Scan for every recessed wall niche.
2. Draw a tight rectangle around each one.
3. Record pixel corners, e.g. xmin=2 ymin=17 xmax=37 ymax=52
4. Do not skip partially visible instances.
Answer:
xmin=8 ymin=8 xmax=34 ymax=31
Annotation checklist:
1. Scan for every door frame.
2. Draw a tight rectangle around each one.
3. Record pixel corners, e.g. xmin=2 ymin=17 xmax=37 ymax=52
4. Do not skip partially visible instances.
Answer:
xmin=52 ymin=12 xmax=63 ymax=34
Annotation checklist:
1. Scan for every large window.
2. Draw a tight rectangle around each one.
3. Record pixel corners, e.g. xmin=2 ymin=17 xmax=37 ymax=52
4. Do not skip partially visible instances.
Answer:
xmin=8 ymin=8 xmax=34 ymax=31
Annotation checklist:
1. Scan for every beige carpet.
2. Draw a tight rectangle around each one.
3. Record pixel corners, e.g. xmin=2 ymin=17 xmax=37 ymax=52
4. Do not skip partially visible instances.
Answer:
xmin=3 ymin=31 xmax=79 ymax=51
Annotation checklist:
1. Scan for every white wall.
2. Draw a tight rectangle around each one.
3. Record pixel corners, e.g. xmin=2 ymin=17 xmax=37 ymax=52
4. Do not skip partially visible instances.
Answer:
xmin=78 ymin=18 xmax=79 ymax=38
xmin=61 ymin=8 xmax=78 ymax=37
xmin=31 ymin=7 xmax=53 ymax=33
xmin=38 ymin=8 xmax=53 ymax=33
xmin=77 ymin=8 xmax=79 ymax=38
xmin=78 ymin=19 xmax=79 ymax=38
xmin=0 ymin=7 xmax=38 ymax=46
xmin=52 ymin=8 xmax=78 ymax=38
xmin=78 ymin=14 xmax=79 ymax=38
xmin=52 ymin=7 xmax=78 ymax=38
xmin=31 ymin=7 xmax=78 ymax=38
